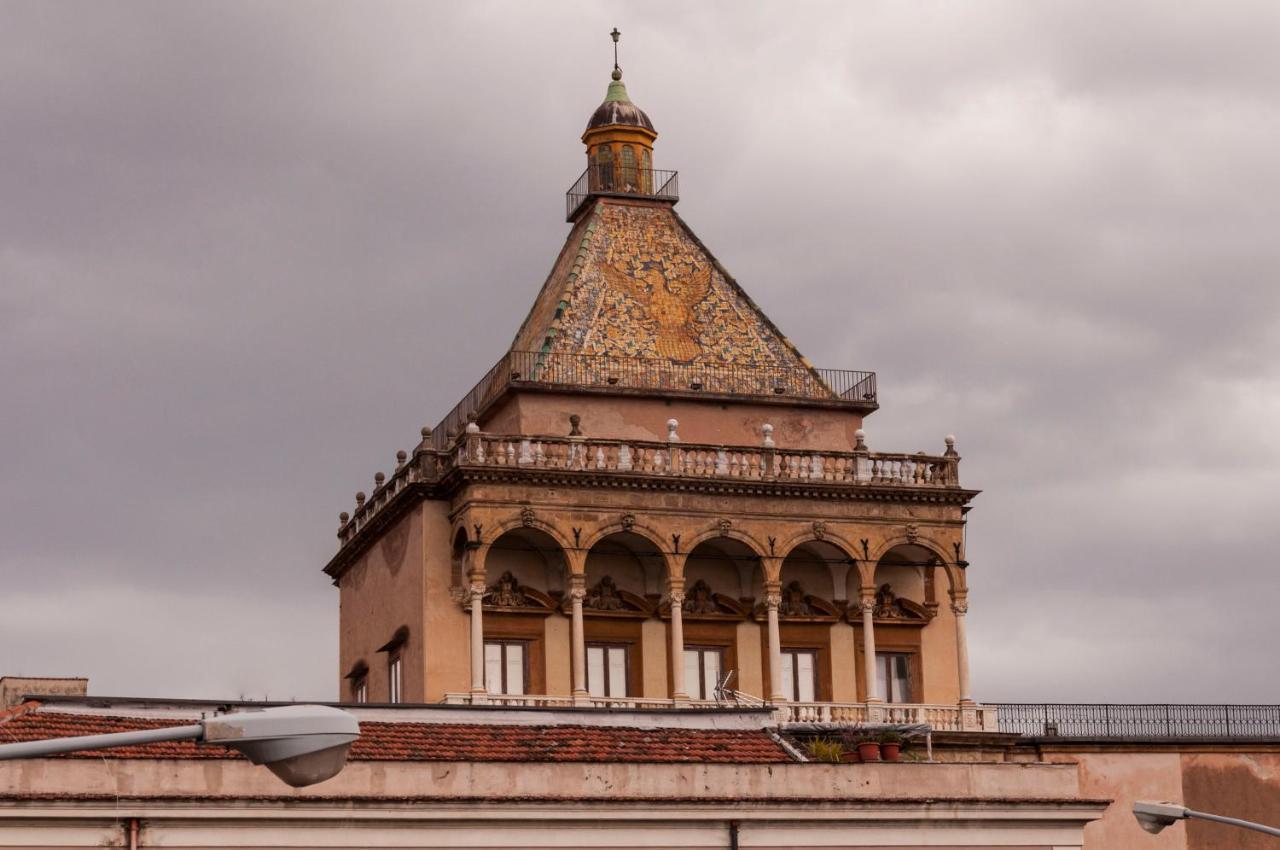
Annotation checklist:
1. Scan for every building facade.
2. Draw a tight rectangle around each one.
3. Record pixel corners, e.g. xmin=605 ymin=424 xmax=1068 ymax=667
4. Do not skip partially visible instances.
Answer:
xmin=327 ymin=58 xmax=986 ymax=732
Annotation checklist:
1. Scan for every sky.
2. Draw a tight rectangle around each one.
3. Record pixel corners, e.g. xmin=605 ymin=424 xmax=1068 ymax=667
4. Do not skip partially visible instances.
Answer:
xmin=3 ymin=1 xmax=1278 ymax=703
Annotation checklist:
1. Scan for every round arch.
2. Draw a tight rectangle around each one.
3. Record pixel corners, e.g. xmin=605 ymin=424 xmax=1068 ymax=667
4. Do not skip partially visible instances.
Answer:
xmin=481 ymin=526 xmax=569 ymax=597
xmin=581 ymin=520 xmax=669 ymax=557
xmin=583 ymin=530 xmax=670 ymax=598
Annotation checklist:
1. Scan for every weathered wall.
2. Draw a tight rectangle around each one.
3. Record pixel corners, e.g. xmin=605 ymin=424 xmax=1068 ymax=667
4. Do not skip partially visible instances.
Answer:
xmin=482 ymin=391 xmax=866 ymax=452
xmin=337 ymin=508 xmax=425 ymax=703
xmin=0 ymin=677 xmax=87 ymax=710
xmin=1027 ymin=745 xmax=1280 ymax=850
xmin=420 ymin=501 xmax=467 ymax=701
xmin=1181 ymin=752 xmax=1280 ymax=850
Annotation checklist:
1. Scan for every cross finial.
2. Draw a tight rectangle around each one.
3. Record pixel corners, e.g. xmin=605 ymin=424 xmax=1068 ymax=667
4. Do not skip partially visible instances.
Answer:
xmin=610 ymin=28 xmax=622 ymax=80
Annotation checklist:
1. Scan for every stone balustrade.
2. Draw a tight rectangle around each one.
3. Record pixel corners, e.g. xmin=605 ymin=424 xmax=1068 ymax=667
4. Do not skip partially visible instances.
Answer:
xmin=441 ymin=693 xmax=995 ymax=732
xmin=453 ymin=434 xmax=960 ymax=487
xmin=337 ymin=430 xmax=962 ymax=547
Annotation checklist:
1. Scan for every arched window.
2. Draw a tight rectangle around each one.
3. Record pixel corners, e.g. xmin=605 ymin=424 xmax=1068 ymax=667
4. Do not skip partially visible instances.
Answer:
xmin=620 ymin=146 xmax=637 ymax=192
xmin=640 ymin=149 xmax=652 ymax=192
xmin=593 ymin=145 xmax=614 ymax=191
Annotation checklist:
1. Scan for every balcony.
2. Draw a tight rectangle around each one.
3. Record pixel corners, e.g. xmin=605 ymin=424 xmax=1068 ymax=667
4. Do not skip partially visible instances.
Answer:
xmin=994 ymin=703 xmax=1280 ymax=739
xmin=441 ymin=693 xmax=998 ymax=733
xmin=566 ymin=164 xmax=679 ymax=221
xmin=336 ymin=430 xmax=962 ymax=548
xmin=429 ymin=350 xmax=878 ymax=453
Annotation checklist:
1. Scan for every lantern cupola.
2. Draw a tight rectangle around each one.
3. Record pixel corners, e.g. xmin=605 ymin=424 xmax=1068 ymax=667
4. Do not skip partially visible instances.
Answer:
xmin=581 ymin=29 xmax=657 ymax=194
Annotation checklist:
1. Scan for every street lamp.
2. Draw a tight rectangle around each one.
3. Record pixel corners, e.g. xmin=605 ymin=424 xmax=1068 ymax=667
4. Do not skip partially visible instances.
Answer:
xmin=0 ymin=705 xmax=359 ymax=788
xmin=1133 ymin=801 xmax=1280 ymax=838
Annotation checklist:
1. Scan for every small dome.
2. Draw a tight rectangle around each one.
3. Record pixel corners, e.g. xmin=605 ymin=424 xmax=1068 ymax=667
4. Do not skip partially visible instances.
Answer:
xmin=586 ymin=78 xmax=655 ymax=133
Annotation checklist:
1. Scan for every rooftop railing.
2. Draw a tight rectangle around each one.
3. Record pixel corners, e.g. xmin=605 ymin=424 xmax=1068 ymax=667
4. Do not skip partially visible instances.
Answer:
xmin=429 ymin=351 xmax=877 ymax=451
xmin=335 ymin=429 xmax=960 ymax=547
xmin=995 ymin=703 xmax=1280 ymax=739
xmin=566 ymin=165 xmax=679 ymax=220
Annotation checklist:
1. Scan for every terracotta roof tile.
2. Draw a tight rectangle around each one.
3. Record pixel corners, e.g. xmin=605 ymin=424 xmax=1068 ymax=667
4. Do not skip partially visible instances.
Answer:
xmin=0 ymin=711 xmax=791 ymax=764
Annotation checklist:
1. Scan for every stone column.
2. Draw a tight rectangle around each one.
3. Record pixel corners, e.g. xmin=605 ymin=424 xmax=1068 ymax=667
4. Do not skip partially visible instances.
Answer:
xmin=765 ymin=581 xmax=784 ymax=703
xmin=668 ymin=577 xmax=688 ymax=701
xmin=952 ymin=593 xmax=973 ymax=703
xmin=468 ymin=570 xmax=487 ymax=699
xmin=860 ymin=591 xmax=882 ymax=704
xmin=569 ymin=573 xmax=588 ymax=701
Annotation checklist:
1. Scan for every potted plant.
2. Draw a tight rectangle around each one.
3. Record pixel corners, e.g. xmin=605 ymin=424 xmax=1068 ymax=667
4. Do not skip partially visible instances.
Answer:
xmin=878 ymin=730 xmax=904 ymax=762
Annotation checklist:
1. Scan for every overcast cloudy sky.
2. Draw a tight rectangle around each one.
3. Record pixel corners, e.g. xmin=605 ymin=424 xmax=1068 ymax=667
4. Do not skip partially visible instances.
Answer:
xmin=3 ymin=1 xmax=1278 ymax=703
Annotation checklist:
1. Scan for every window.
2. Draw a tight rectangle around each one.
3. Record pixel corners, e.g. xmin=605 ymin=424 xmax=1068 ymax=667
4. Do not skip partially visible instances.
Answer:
xmin=586 ymin=644 xmax=629 ymax=698
xmin=484 ymin=640 xmax=526 ymax=696
xmin=387 ymin=653 xmax=402 ymax=704
xmin=351 ymin=676 xmax=367 ymax=704
xmin=876 ymin=652 xmax=913 ymax=703
xmin=620 ymin=145 xmax=637 ymax=191
xmin=593 ymin=146 xmax=614 ymax=191
xmin=683 ymin=646 xmax=724 ymax=700
xmin=781 ymin=649 xmax=818 ymax=703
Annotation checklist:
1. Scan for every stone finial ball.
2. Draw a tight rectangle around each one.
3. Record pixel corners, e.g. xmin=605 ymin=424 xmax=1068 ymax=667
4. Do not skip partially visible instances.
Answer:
xmin=611 ymin=68 xmax=622 ymax=81
xmin=465 ymin=420 xmax=481 ymax=434
xmin=396 ymin=450 xmax=407 ymax=462
xmin=762 ymin=423 xmax=773 ymax=434
xmin=421 ymin=426 xmax=431 ymax=438
xmin=667 ymin=418 xmax=679 ymax=428
xmin=339 ymin=512 xmax=349 ymax=523
xmin=945 ymin=434 xmax=956 ymax=446
xmin=374 ymin=472 xmax=385 ymax=484
xmin=855 ymin=429 xmax=866 ymax=440
xmin=355 ymin=491 xmax=366 ymax=503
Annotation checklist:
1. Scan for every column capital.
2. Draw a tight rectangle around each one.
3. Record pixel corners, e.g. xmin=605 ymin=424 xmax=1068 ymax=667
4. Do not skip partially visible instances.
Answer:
xmin=949 ymin=589 xmax=969 ymax=615
xmin=764 ymin=581 xmax=782 ymax=609
xmin=858 ymin=596 xmax=876 ymax=616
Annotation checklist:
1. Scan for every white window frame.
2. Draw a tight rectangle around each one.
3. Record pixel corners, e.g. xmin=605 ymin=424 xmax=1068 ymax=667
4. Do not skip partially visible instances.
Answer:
xmin=388 ymin=653 xmax=402 ymax=704
xmin=875 ymin=652 xmax=913 ymax=703
xmin=683 ymin=646 xmax=725 ymax=700
xmin=586 ymin=643 xmax=629 ymax=698
xmin=484 ymin=640 xmax=527 ymax=696
xmin=780 ymin=648 xmax=818 ymax=703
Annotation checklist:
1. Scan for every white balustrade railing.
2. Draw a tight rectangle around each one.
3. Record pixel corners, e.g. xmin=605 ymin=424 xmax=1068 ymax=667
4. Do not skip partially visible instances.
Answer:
xmin=339 ymin=432 xmax=960 ymax=547
xmin=439 ymin=693 xmax=993 ymax=731
xmin=454 ymin=434 xmax=959 ymax=488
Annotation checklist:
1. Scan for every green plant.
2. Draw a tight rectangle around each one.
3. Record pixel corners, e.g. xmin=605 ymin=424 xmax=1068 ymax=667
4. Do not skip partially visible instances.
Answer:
xmin=878 ymin=730 xmax=904 ymax=745
xmin=838 ymin=728 xmax=872 ymax=750
xmin=807 ymin=737 xmax=845 ymax=763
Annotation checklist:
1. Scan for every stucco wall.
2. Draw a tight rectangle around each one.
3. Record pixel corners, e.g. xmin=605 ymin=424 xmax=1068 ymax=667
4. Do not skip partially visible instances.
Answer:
xmin=482 ymin=391 xmax=866 ymax=452
xmin=337 ymin=508 xmax=426 ymax=703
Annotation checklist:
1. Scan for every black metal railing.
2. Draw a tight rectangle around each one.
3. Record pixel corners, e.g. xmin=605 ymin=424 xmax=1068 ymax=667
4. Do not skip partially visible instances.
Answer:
xmin=995 ymin=703 xmax=1280 ymax=739
xmin=566 ymin=165 xmax=679 ymax=220
xmin=431 ymin=351 xmax=876 ymax=450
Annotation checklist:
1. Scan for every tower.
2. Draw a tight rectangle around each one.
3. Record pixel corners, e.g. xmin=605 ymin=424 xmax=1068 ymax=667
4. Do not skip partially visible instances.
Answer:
xmin=325 ymin=36 xmax=985 ymax=730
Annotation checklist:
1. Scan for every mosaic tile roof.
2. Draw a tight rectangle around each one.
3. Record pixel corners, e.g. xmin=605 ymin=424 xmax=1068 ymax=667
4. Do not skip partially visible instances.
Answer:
xmin=509 ymin=199 xmax=820 ymax=379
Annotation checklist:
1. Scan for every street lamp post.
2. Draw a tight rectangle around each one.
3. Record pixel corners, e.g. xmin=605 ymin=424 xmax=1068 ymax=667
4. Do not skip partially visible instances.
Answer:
xmin=1133 ymin=801 xmax=1280 ymax=838
xmin=0 ymin=705 xmax=359 ymax=788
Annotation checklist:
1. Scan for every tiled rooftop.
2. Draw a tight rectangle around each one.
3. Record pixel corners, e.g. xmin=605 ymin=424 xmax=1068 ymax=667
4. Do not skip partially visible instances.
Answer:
xmin=0 ymin=706 xmax=792 ymax=764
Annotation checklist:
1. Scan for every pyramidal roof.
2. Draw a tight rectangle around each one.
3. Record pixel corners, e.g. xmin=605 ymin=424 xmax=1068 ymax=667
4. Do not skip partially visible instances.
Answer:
xmin=508 ymin=198 xmax=819 ymax=379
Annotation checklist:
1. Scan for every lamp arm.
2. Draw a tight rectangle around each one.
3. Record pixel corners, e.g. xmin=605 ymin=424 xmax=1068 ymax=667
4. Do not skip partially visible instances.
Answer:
xmin=1186 ymin=809 xmax=1280 ymax=838
xmin=0 ymin=724 xmax=203 ymax=760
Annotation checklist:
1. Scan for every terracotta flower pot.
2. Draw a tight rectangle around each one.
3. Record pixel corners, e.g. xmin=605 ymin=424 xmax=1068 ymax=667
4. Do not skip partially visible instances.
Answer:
xmin=841 ymin=750 xmax=861 ymax=763
xmin=856 ymin=741 xmax=881 ymax=762
xmin=881 ymin=742 xmax=902 ymax=762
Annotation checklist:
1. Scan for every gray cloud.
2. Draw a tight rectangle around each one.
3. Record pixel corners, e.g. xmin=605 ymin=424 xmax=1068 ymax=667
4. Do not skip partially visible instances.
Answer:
xmin=2 ymin=1 xmax=1277 ymax=703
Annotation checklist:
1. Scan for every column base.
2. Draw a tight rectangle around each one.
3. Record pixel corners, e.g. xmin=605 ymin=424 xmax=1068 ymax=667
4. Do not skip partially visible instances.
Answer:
xmin=865 ymin=699 xmax=886 ymax=723
xmin=672 ymin=692 xmax=690 ymax=703
xmin=572 ymin=690 xmax=591 ymax=707
xmin=468 ymin=690 xmax=489 ymax=705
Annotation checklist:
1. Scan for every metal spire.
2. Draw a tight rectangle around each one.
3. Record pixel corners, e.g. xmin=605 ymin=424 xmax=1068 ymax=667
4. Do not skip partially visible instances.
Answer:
xmin=610 ymin=28 xmax=622 ymax=80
